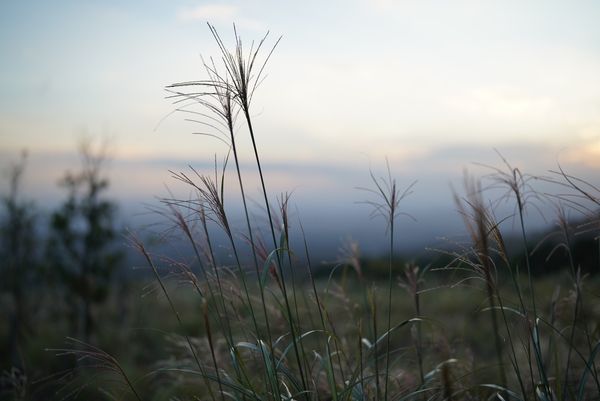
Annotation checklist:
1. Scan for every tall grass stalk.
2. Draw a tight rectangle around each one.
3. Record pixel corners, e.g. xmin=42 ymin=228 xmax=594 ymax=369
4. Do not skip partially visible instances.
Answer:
xmin=206 ymin=24 xmax=309 ymax=397
xmin=359 ymin=160 xmax=416 ymax=400
xmin=484 ymin=153 xmax=553 ymax=398
xmin=489 ymin=218 xmax=529 ymax=400
xmin=170 ymin=164 xmax=280 ymax=396
xmin=168 ymin=67 xmax=283 ymax=397
xmin=453 ymin=176 xmax=506 ymax=390
xmin=538 ymin=203 xmax=581 ymax=399
xmin=167 ymin=24 xmax=312 ymax=397
xmin=279 ymin=194 xmax=312 ymax=389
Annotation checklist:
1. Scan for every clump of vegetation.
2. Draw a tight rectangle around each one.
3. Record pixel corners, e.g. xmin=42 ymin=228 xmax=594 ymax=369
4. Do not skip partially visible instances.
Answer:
xmin=0 ymin=151 xmax=38 ymax=372
xmin=47 ymin=139 xmax=123 ymax=345
xmin=90 ymin=24 xmax=597 ymax=401
xmin=1 ymin=141 xmax=128 ymax=400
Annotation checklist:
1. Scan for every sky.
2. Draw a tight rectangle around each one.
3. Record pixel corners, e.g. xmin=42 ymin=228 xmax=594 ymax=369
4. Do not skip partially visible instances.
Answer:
xmin=1 ymin=0 xmax=600 ymax=255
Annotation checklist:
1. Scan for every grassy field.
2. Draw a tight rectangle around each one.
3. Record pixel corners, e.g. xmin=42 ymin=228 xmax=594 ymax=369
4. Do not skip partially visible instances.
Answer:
xmin=2 ymin=24 xmax=600 ymax=401
xmin=2 ymin=269 xmax=599 ymax=400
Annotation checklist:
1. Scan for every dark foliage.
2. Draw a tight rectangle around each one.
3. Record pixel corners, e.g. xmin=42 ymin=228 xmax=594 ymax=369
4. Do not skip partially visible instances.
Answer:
xmin=46 ymin=140 xmax=123 ymax=344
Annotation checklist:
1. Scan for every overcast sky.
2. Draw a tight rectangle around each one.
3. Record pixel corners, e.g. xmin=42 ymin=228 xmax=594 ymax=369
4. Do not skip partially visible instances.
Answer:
xmin=2 ymin=1 xmax=600 ymax=156
xmin=2 ymin=1 xmax=600 ymax=252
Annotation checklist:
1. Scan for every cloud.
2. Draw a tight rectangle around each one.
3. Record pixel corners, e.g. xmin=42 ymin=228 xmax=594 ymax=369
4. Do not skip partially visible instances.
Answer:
xmin=444 ymin=86 xmax=556 ymax=120
xmin=176 ymin=4 xmax=263 ymax=30
xmin=177 ymin=4 xmax=237 ymax=21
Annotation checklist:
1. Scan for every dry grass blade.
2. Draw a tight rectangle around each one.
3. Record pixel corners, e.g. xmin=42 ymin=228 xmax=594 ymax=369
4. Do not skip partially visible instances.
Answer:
xmin=544 ymin=163 xmax=600 ymax=241
xmin=553 ymin=164 xmax=600 ymax=207
xmin=165 ymin=155 xmax=232 ymax=238
xmin=452 ymin=174 xmax=499 ymax=283
xmin=337 ymin=238 xmax=363 ymax=280
xmin=48 ymin=338 xmax=143 ymax=401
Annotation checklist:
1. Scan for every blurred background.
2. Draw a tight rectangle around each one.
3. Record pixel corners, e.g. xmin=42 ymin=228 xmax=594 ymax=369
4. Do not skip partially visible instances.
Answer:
xmin=2 ymin=0 xmax=600 ymax=256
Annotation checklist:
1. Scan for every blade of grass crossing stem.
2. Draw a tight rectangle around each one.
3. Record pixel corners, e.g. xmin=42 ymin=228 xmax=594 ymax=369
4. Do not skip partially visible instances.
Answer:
xmin=276 ymin=330 xmax=323 ymax=368
xmin=577 ymin=341 xmax=600 ymax=401
xmin=369 ymin=288 xmax=381 ymax=401
xmin=532 ymin=319 xmax=551 ymax=398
